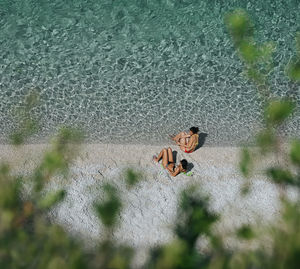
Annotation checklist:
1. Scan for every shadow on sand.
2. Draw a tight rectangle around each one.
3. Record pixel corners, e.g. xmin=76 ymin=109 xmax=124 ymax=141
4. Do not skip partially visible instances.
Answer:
xmin=195 ymin=132 xmax=208 ymax=151
xmin=172 ymin=150 xmax=194 ymax=173
xmin=186 ymin=162 xmax=194 ymax=173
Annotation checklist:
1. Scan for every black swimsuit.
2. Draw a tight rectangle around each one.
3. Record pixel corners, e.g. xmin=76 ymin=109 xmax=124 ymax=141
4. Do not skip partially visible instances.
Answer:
xmin=167 ymin=162 xmax=175 ymax=171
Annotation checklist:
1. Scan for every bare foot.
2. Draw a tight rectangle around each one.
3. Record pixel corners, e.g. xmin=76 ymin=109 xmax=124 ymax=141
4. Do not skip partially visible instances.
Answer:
xmin=152 ymin=155 xmax=158 ymax=162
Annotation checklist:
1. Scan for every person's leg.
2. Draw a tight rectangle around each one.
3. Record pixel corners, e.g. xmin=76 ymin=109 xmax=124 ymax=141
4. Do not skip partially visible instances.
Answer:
xmin=179 ymin=136 xmax=188 ymax=145
xmin=172 ymin=132 xmax=187 ymax=142
xmin=161 ymin=148 xmax=169 ymax=168
xmin=153 ymin=148 xmax=169 ymax=167
xmin=167 ymin=147 xmax=175 ymax=170
xmin=180 ymin=144 xmax=186 ymax=152
xmin=167 ymin=147 xmax=174 ymax=163
xmin=178 ymin=135 xmax=190 ymax=153
xmin=153 ymin=148 xmax=166 ymax=162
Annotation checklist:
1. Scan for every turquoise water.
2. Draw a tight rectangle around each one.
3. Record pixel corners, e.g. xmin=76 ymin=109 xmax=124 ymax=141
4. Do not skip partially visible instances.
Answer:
xmin=0 ymin=0 xmax=299 ymax=145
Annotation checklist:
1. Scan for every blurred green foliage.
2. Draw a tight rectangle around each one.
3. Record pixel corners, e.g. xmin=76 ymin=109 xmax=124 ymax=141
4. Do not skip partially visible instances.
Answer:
xmin=225 ymin=9 xmax=276 ymax=97
xmin=287 ymin=33 xmax=300 ymax=81
xmin=290 ymin=139 xmax=300 ymax=166
xmin=125 ymin=168 xmax=142 ymax=188
xmin=175 ymin=187 xmax=218 ymax=247
xmin=239 ymin=148 xmax=252 ymax=177
xmin=94 ymin=184 xmax=122 ymax=228
xmin=265 ymin=99 xmax=295 ymax=126
xmin=266 ymin=167 xmax=295 ymax=185
xmin=236 ymin=225 xmax=255 ymax=240
xmin=38 ymin=189 xmax=66 ymax=210
xmin=226 ymin=9 xmax=299 ymax=189
xmin=0 ymin=8 xmax=300 ymax=269
xmin=9 ymin=89 xmax=40 ymax=145
xmin=33 ymin=127 xmax=83 ymax=193
xmin=225 ymin=9 xmax=254 ymax=47
xmin=256 ymin=129 xmax=276 ymax=154
xmin=0 ymin=128 xmax=87 ymax=268
xmin=146 ymin=188 xmax=225 ymax=269
xmin=228 ymin=8 xmax=300 ymax=269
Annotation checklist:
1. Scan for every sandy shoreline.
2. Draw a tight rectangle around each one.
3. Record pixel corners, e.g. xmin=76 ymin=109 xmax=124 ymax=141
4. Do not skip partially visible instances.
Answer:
xmin=0 ymin=143 xmax=294 ymax=265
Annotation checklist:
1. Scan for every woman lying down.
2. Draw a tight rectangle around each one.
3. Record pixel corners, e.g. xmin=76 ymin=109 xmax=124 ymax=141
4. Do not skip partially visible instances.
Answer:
xmin=153 ymin=147 xmax=187 ymax=177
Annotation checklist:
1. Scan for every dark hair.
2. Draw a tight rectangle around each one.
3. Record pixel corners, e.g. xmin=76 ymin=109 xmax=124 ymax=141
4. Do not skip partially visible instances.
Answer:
xmin=180 ymin=159 xmax=188 ymax=170
xmin=190 ymin=126 xmax=199 ymax=134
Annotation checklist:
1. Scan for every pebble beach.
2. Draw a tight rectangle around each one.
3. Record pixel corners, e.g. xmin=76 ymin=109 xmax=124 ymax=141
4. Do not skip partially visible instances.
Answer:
xmin=1 ymin=143 xmax=291 ymax=265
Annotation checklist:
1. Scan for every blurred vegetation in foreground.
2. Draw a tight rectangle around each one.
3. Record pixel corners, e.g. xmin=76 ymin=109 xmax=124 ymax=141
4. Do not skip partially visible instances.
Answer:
xmin=0 ymin=9 xmax=300 ymax=269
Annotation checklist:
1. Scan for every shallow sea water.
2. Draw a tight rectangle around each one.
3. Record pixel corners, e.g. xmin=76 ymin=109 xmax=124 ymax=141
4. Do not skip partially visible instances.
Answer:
xmin=0 ymin=0 xmax=299 ymax=145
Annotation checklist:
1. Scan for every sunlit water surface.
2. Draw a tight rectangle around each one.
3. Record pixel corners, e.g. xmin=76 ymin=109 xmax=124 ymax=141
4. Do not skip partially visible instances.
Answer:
xmin=0 ymin=0 xmax=299 ymax=145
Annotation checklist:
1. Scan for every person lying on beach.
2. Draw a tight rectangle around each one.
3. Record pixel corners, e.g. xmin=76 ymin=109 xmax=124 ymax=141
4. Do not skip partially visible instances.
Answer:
xmin=170 ymin=127 xmax=199 ymax=153
xmin=153 ymin=147 xmax=187 ymax=177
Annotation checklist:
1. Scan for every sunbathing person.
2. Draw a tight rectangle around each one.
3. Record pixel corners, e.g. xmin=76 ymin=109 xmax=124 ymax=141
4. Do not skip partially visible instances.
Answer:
xmin=171 ymin=127 xmax=199 ymax=153
xmin=153 ymin=147 xmax=187 ymax=177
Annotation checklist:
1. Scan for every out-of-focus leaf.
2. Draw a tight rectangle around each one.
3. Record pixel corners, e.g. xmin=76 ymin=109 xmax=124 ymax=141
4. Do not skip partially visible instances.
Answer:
xmin=55 ymin=127 xmax=84 ymax=146
xmin=245 ymin=66 xmax=265 ymax=85
xmin=94 ymin=184 xmax=122 ymax=228
xmin=0 ymin=210 xmax=14 ymax=230
xmin=0 ymin=163 xmax=10 ymax=176
xmin=226 ymin=9 xmax=276 ymax=100
xmin=176 ymin=186 xmax=218 ymax=247
xmin=296 ymin=32 xmax=300 ymax=56
xmin=107 ymin=254 xmax=128 ymax=269
xmin=9 ymin=90 xmax=41 ymax=146
xmin=47 ymin=257 xmax=66 ymax=269
xmin=241 ymin=181 xmax=251 ymax=196
xmin=10 ymin=117 xmax=39 ymax=146
xmin=24 ymin=89 xmax=40 ymax=110
xmin=209 ymin=255 xmax=228 ymax=269
xmin=24 ymin=118 xmax=39 ymax=134
xmin=267 ymin=200 xmax=300 ymax=268
xmin=259 ymin=42 xmax=276 ymax=62
xmin=240 ymin=41 xmax=259 ymax=63
xmin=33 ymin=169 xmax=46 ymax=193
xmin=237 ymin=225 xmax=255 ymax=240
xmin=287 ymin=60 xmax=300 ymax=81
xmin=38 ymin=190 xmax=66 ymax=210
xmin=281 ymin=200 xmax=300 ymax=223
xmin=239 ymin=148 xmax=252 ymax=177
xmin=125 ymin=169 xmax=141 ymax=188
xmin=23 ymin=201 xmax=34 ymax=217
xmin=267 ymin=167 xmax=295 ymax=185
xmin=229 ymin=252 xmax=254 ymax=269
xmin=97 ymin=241 xmax=134 ymax=269
xmin=287 ymin=33 xmax=300 ymax=81
xmin=0 ymin=178 xmax=21 ymax=209
xmin=9 ymin=132 xmax=24 ymax=145
xmin=156 ymin=240 xmax=188 ymax=269
xmin=256 ymin=129 xmax=276 ymax=153
xmin=32 ymin=127 xmax=83 ymax=193
xmin=225 ymin=9 xmax=253 ymax=45
xmin=265 ymin=99 xmax=295 ymax=125
xmin=52 ymin=127 xmax=84 ymax=161
xmin=42 ymin=151 xmax=66 ymax=174
xmin=290 ymin=139 xmax=300 ymax=166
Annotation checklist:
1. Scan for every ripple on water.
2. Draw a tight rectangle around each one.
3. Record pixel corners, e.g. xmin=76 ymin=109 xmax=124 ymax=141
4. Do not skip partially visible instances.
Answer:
xmin=0 ymin=0 xmax=299 ymax=145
